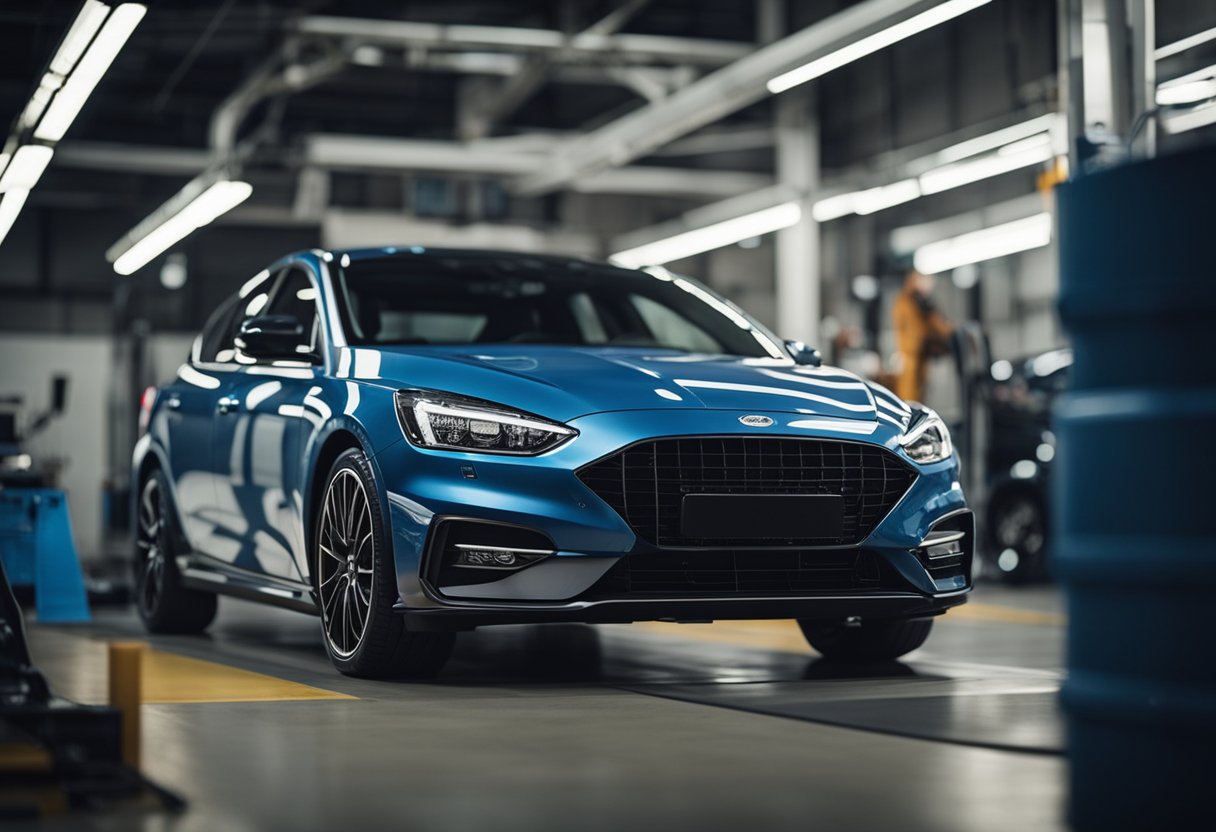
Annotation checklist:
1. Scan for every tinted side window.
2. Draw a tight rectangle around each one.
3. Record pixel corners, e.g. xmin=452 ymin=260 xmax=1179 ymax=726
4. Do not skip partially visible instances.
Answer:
xmin=265 ymin=267 xmax=321 ymax=354
xmin=197 ymin=295 xmax=239 ymax=363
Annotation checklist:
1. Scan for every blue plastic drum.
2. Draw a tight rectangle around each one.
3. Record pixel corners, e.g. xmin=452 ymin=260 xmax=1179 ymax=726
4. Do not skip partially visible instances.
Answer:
xmin=1055 ymin=145 xmax=1216 ymax=829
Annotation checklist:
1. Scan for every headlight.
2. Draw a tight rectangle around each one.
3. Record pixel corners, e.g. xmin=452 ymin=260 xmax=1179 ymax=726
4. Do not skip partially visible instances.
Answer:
xmin=395 ymin=390 xmax=577 ymax=455
xmin=899 ymin=409 xmax=953 ymax=464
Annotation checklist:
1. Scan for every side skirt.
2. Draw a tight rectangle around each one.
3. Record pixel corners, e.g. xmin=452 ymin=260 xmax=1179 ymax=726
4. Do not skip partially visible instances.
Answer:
xmin=178 ymin=555 xmax=318 ymax=614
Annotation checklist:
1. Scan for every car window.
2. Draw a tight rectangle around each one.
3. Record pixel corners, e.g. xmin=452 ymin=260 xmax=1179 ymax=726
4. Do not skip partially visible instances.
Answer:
xmin=334 ymin=255 xmax=784 ymax=358
xmin=196 ymin=295 xmax=239 ymax=364
xmin=263 ymin=267 xmax=321 ymax=356
xmin=628 ymin=294 xmax=721 ymax=353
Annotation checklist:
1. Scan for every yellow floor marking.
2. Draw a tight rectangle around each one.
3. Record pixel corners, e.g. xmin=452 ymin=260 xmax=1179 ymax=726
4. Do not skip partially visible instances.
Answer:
xmin=140 ymin=649 xmax=355 ymax=704
xmin=633 ymin=601 xmax=1064 ymax=654
xmin=634 ymin=620 xmax=812 ymax=654
xmin=27 ymin=629 xmax=354 ymax=705
xmin=946 ymin=603 xmax=1066 ymax=627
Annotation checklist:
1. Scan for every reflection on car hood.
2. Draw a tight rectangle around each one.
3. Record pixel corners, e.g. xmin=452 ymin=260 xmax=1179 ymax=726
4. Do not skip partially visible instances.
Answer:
xmin=340 ymin=344 xmax=912 ymax=427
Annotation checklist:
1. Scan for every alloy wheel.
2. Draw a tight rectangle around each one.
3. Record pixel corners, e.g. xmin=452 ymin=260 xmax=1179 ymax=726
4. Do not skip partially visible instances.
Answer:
xmin=317 ymin=469 xmax=375 ymax=658
xmin=136 ymin=476 xmax=167 ymax=617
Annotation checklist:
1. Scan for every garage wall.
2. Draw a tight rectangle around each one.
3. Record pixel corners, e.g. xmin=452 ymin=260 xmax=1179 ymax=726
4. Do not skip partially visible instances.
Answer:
xmin=0 ymin=334 xmax=113 ymax=559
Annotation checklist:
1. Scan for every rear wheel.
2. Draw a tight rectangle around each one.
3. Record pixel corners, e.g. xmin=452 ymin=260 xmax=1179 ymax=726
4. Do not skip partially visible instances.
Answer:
xmin=134 ymin=471 xmax=217 ymax=634
xmin=315 ymin=449 xmax=454 ymax=678
xmin=798 ymin=617 xmax=933 ymax=662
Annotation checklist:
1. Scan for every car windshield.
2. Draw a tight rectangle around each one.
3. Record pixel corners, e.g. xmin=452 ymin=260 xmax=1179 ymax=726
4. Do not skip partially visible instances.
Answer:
xmin=333 ymin=253 xmax=784 ymax=358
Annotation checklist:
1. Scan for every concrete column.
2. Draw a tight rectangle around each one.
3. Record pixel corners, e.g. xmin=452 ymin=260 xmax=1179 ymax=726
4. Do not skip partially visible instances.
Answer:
xmin=774 ymin=88 xmax=820 ymax=346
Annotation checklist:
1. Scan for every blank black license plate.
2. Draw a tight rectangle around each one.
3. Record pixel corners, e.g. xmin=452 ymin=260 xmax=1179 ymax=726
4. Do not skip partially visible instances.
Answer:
xmin=679 ymin=494 xmax=844 ymax=539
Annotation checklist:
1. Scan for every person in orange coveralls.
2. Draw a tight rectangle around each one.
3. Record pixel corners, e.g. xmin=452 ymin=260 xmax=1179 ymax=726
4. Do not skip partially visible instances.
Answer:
xmin=892 ymin=269 xmax=954 ymax=403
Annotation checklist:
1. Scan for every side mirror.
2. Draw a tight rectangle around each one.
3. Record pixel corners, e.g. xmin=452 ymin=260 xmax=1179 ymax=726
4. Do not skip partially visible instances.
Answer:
xmin=236 ymin=315 xmax=312 ymax=360
xmin=785 ymin=340 xmax=822 ymax=367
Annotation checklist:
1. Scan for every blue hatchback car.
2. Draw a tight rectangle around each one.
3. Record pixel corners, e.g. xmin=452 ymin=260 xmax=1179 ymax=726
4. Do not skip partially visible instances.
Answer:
xmin=133 ymin=247 xmax=972 ymax=677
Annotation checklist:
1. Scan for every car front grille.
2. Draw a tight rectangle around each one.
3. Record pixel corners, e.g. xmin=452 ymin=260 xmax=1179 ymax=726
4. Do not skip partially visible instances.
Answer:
xmin=577 ymin=436 xmax=916 ymax=547
xmin=587 ymin=548 xmax=911 ymax=597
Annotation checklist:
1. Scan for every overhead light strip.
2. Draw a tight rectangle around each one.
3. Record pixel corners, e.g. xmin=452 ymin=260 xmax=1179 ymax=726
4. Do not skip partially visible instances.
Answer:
xmin=34 ymin=3 xmax=147 ymax=142
xmin=812 ymin=115 xmax=1062 ymax=222
xmin=919 ymin=133 xmax=1055 ymax=194
xmin=110 ymin=180 xmax=253 ymax=275
xmin=913 ymin=213 xmax=1052 ymax=275
xmin=1154 ymin=25 xmax=1216 ymax=61
xmin=767 ymin=0 xmax=992 ymax=94
xmin=49 ymin=0 xmax=112 ymax=76
xmin=1161 ymin=101 xmax=1216 ymax=135
xmin=0 ymin=190 xmax=31 ymax=247
xmin=610 ymin=202 xmax=801 ymax=268
xmin=0 ymin=145 xmax=55 ymax=192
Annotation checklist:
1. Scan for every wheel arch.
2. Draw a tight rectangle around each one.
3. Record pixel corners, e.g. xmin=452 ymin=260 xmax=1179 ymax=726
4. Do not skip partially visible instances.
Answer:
xmin=302 ymin=423 xmax=392 ymax=589
xmin=131 ymin=435 xmax=188 ymax=553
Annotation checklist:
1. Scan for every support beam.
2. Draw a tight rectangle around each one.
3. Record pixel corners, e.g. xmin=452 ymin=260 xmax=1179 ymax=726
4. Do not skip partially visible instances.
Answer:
xmin=294 ymin=16 xmax=751 ymax=66
xmin=774 ymin=89 xmax=820 ymax=346
xmin=50 ymin=138 xmax=770 ymax=201
xmin=304 ymin=135 xmax=771 ymax=197
xmin=512 ymin=0 xmax=987 ymax=196
xmin=460 ymin=0 xmax=657 ymax=140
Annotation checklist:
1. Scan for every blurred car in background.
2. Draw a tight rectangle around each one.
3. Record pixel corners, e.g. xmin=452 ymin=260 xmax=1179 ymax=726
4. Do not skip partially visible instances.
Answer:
xmin=983 ymin=348 xmax=1072 ymax=582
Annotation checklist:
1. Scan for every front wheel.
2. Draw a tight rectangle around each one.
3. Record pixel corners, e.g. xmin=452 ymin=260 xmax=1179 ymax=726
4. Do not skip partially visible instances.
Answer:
xmin=314 ymin=449 xmax=454 ymax=678
xmin=798 ymin=617 xmax=933 ymax=662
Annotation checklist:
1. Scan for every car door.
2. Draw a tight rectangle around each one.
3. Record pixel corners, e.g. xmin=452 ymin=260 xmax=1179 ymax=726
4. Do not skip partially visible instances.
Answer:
xmin=161 ymin=295 xmax=240 ymax=553
xmin=209 ymin=265 xmax=322 ymax=581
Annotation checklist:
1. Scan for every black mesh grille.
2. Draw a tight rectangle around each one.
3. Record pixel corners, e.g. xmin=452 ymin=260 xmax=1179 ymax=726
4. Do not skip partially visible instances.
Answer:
xmin=589 ymin=549 xmax=911 ymax=597
xmin=577 ymin=436 xmax=916 ymax=547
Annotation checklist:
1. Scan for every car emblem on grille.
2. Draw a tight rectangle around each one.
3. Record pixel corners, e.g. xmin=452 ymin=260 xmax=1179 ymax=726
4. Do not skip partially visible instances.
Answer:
xmin=739 ymin=415 xmax=774 ymax=427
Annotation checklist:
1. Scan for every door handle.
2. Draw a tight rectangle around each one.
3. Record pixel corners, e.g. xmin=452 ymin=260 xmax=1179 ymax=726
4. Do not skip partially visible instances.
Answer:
xmin=217 ymin=395 xmax=240 ymax=415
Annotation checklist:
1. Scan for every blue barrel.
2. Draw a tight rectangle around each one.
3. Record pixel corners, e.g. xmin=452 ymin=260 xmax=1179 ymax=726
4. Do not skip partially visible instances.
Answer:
xmin=1055 ymin=145 xmax=1216 ymax=829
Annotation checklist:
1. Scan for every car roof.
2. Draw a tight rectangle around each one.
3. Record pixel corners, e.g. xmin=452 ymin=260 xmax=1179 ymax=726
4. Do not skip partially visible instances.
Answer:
xmin=302 ymin=246 xmax=640 ymax=276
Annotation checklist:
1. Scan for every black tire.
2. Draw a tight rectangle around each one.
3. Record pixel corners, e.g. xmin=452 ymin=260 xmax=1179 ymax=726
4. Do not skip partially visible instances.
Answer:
xmin=798 ymin=617 xmax=933 ymax=662
xmin=135 ymin=470 xmax=217 ymax=634
xmin=314 ymin=449 xmax=454 ymax=679
xmin=987 ymin=491 xmax=1049 ymax=583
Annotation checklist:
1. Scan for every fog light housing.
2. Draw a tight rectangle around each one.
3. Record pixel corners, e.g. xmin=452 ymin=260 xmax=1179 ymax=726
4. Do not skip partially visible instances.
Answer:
xmin=454 ymin=545 xmax=551 ymax=569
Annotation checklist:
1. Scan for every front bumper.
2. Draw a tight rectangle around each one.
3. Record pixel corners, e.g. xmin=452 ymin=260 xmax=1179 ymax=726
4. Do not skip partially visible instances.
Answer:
xmin=373 ymin=408 xmax=971 ymax=629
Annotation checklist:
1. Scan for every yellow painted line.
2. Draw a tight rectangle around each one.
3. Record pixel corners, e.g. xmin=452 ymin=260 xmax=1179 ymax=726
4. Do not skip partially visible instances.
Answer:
xmin=27 ymin=630 xmax=353 ymax=705
xmin=945 ymin=602 xmax=1065 ymax=627
xmin=634 ymin=620 xmax=812 ymax=654
xmin=140 ymin=649 xmax=355 ymax=704
xmin=632 ymin=601 xmax=1064 ymax=654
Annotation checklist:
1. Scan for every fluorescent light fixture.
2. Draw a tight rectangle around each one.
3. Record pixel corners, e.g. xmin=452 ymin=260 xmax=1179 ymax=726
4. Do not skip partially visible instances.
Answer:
xmin=931 ymin=113 xmax=1059 ymax=165
xmin=1158 ymin=79 xmax=1216 ymax=106
xmin=19 ymin=73 xmax=64 ymax=130
xmin=34 ymin=3 xmax=146 ymax=142
xmin=812 ymin=117 xmax=1061 ymax=223
xmin=0 ymin=145 xmax=54 ymax=192
xmin=919 ymin=134 xmax=1054 ymax=194
xmin=767 ymin=0 xmax=992 ymax=94
xmin=1154 ymin=25 xmax=1216 ymax=61
xmin=111 ymin=180 xmax=253 ymax=275
xmin=1161 ymin=101 xmax=1216 ymax=134
xmin=1156 ymin=64 xmax=1216 ymax=106
xmin=854 ymin=179 xmax=921 ymax=214
xmin=49 ymin=0 xmax=112 ymax=76
xmin=811 ymin=191 xmax=861 ymax=222
xmin=610 ymin=202 xmax=801 ymax=268
xmin=0 ymin=189 xmax=31 ymax=246
xmin=913 ymin=213 xmax=1052 ymax=274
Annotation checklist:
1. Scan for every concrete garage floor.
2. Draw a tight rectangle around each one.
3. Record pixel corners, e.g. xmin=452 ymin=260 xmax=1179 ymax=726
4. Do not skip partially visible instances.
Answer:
xmin=19 ymin=584 xmax=1066 ymax=832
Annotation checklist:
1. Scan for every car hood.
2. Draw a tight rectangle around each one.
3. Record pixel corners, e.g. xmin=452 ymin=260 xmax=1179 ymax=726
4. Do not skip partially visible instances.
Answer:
xmin=342 ymin=344 xmax=910 ymax=426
